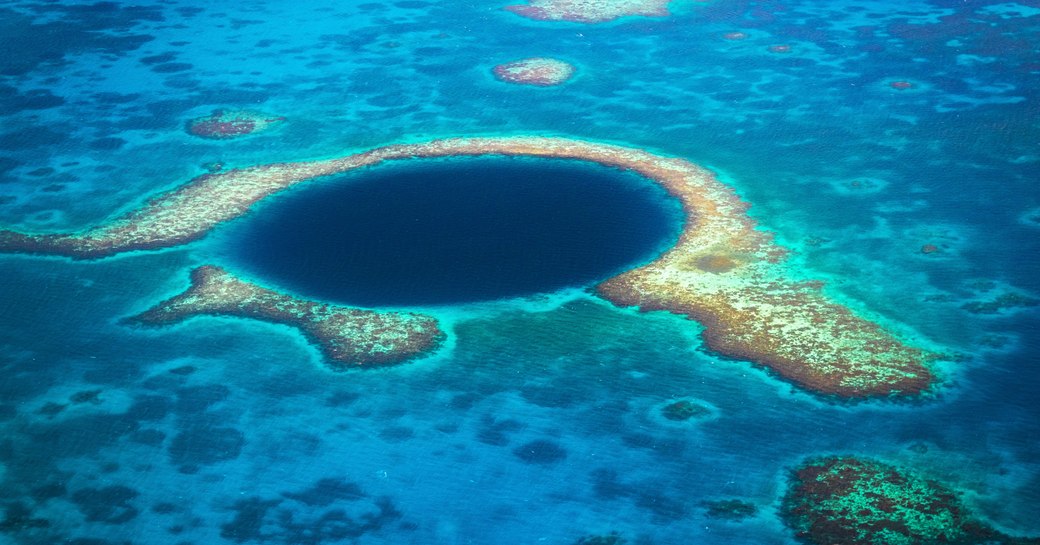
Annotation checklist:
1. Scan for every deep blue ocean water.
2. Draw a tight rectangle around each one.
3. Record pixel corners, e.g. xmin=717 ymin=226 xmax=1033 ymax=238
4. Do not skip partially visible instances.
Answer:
xmin=218 ymin=157 xmax=682 ymax=307
xmin=0 ymin=1 xmax=1038 ymax=544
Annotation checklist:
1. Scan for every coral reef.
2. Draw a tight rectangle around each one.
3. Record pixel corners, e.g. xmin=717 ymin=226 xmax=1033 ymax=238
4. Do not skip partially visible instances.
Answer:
xmin=0 ymin=136 xmax=936 ymax=397
xmin=660 ymin=399 xmax=711 ymax=421
xmin=187 ymin=109 xmax=284 ymax=140
xmin=504 ymin=0 xmax=672 ymax=23
xmin=961 ymin=292 xmax=1039 ymax=315
xmin=493 ymin=57 xmax=575 ymax=86
xmin=782 ymin=456 xmax=1039 ymax=545
xmin=513 ymin=439 xmax=568 ymax=465
xmin=221 ymin=478 xmax=399 ymax=543
xmin=702 ymin=499 xmax=757 ymax=521
xmin=128 ymin=266 xmax=444 ymax=368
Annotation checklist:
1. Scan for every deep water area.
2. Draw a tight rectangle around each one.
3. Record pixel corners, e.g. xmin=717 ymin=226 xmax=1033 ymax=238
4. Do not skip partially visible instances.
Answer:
xmin=0 ymin=1 xmax=1038 ymax=544
xmin=218 ymin=157 xmax=682 ymax=307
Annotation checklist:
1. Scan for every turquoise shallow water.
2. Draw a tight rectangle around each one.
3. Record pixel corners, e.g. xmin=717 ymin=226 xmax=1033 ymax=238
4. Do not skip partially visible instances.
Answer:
xmin=1 ymin=1 xmax=1038 ymax=544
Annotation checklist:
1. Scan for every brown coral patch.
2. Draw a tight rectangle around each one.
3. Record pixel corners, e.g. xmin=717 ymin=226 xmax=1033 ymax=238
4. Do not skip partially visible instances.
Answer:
xmin=128 ymin=266 xmax=443 ymax=368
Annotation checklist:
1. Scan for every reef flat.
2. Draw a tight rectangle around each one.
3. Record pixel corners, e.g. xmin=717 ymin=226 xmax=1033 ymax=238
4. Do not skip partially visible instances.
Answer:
xmin=503 ymin=0 xmax=673 ymax=23
xmin=783 ymin=457 xmax=1039 ymax=545
xmin=128 ymin=266 xmax=443 ymax=368
xmin=0 ymin=137 xmax=935 ymax=395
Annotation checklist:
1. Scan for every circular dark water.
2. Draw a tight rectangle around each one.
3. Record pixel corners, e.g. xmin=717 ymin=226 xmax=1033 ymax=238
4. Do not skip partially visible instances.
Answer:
xmin=218 ymin=156 xmax=683 ymax=307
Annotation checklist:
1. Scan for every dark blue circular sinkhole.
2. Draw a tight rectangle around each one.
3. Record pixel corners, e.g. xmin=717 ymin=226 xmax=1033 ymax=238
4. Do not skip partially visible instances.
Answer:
xmin=219 ymin=156 xmax=683 ymax=307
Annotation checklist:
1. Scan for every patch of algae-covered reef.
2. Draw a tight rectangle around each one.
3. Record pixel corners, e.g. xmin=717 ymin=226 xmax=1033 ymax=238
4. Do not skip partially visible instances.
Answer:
xmin=783 ymin=456 xmax=1040 ymax=545
xmin=0 ymin=137 xmax=938 ymax=395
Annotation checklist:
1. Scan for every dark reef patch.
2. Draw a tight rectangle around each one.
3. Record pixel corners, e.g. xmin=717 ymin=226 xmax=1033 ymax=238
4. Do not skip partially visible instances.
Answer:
xmin=0 ymin=404 xmax=15 ymax=419
xmin=31 ymin=482 xmax=67 ymax=502
xmin=0 ymin=127 xmax=68 ymax=151
xmin=222 ymin=479 xmax=399 ymax=544
xmin=126 ymin=394 xmax=172 ymax=421
xmin=660 ymin=399 xmax=711 ymax=421
xmin=0 ymin=157 xmax=21 ymax=174
xmin=702 ymin=499 xmax=757 ymax=521
xmin=30 ymin=414 xmax=140 ymax=456
xmin=168 ymin=424 xmax=245 ymax=468
xmin=221 ymin=156 xmax=682 ymax=307
xmin=574 ymin=532 xmax=626 ymax=545
xmin=140 ymin=52 xmax=178 ymax=65
xmin=175 ymin=384 xmax=230 ymax=414
xmin=0 ymin=501 xmax=50 ymax=532
xmin=589 ymin=468 xmax=689 ymax=521
xmin=222 ymin=497 xmax=281 ymax=542
xmin=513 ymin=439 xmax=568 ymax=465
xmin=93 ymin=92 xmax=140 ymax=104
xmin=281 ymin=478 xmax=367 ymax=507
xmin=129 ymin=428 xmax=166 ymax=446
xmin=325 ymin=390 xmax=360 ymax=407
xmin=379 ymin=426 xmax=415 ymax=442
xmin=0 ymin=5 xmax=160 ymax=77
xmin=477 ymin=415 xmax=526 ymax=446
xmin=71 ymin=485 xmax=140 ymax=524
xmin=151 ymin=62 xmax=193 ymax=73
xmin=89 ymin=137 xmax=126 ymax=151
xmin=0 ymin=86 xmax=65 ymax=112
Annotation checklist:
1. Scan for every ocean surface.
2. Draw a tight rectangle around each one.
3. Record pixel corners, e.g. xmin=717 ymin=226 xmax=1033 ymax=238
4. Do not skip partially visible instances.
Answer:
xmin=0 ymin=1 xmax=1038 ymax=544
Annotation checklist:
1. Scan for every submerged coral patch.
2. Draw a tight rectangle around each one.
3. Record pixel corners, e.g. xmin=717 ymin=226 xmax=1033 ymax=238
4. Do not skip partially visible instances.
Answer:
xmin=702 ymin=499 xmax=757 ymax=521
xmin=513 ymin=439 xmax=568 ymax=464
xmin=186 ymin=109 xmax=284 ymax=139
xmin=573 ymin=531 xmax=626 ymax=545
xmin=961 ymin=292 xmax=1039 ymax=315
xmin=649 ymin=398 xmax=717 ymax=427
xmin=220 ymin=478 xmax=398 ymax=543
xmin=782 ymin=457 xmax=1037 ymax=545
xmin=493 ymin=57 xmax=575 ymax=86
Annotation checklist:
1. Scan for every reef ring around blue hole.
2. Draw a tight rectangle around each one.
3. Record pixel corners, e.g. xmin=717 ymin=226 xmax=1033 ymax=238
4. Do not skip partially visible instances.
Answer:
xmin=217 ymin=155 xmax=685 ymax=307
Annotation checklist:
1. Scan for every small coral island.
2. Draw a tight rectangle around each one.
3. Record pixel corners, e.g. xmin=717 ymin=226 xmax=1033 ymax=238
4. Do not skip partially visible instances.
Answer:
xmin=129 ymin=266 xmax=443 ymax=368
xmin=187 ymin=109 xmax=284 ymax=139
xmin=504 ymin=0 xmax=673 ymax=23
xmin=783 ymin=456 xmax=1038 ymax=545
xmin=494 ymin=57 xmax=575 ymax=86
xmin=0 ymin=137 xmax=938 ymax=396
